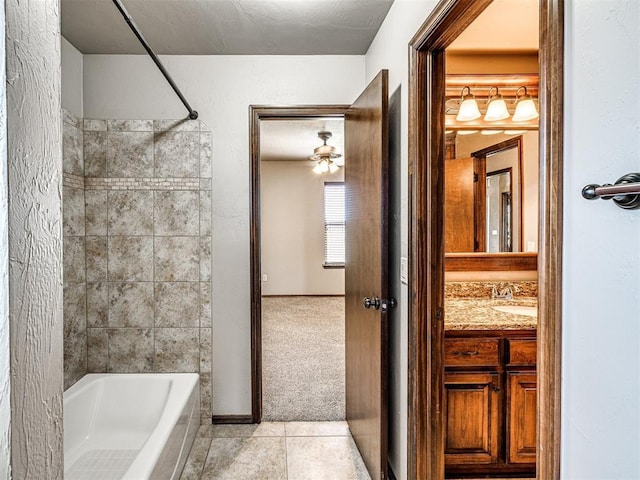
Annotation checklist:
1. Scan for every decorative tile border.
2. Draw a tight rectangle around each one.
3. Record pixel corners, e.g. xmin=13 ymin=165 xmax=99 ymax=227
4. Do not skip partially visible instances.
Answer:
xmin=85 ymin=177 xmax=201 ymax=191
xmin=63 ymin=173 xmax=85 ymax=189
xmin=65 ymin=175 xmax=205 ymax=191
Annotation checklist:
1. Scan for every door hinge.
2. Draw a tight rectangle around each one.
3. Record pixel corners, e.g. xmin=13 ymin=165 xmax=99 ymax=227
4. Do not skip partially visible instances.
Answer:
xmin=473 ymin=172 xmax=479 ymax=182
xmin=436 ymin=308 xmax=442 ymax=319
xmin=474 ymin=239 xmax=479 ymax=251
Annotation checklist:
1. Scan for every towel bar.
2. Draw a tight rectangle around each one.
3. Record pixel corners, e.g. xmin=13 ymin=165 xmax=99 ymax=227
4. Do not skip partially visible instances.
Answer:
xmin=581 ymin=173 xmax=640 ymax=210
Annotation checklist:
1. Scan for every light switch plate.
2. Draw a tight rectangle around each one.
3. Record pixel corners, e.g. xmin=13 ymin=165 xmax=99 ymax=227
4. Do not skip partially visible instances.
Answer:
xmin=401 ymin=257 xmax=408 ymax=285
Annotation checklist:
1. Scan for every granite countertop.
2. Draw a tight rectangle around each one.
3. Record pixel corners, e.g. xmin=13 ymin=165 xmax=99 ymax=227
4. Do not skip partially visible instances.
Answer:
xmin=445 ymin=297 xmax=538 ymax=330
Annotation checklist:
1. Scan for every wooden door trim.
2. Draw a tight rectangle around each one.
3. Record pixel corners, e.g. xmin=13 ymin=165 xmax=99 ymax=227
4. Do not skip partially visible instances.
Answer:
xmin=249 ymin=105 xmax=349 ymax=423
xmin=407 ymin=1 xmax=563 ymax=479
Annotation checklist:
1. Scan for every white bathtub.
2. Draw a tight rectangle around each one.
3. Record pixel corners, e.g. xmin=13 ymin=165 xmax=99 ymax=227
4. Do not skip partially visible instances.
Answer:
xmin=64 ymin=373 xmax=200 ymax=480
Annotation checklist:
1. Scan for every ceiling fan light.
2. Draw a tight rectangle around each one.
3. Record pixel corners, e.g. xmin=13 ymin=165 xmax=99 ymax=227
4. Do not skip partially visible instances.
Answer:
xmin=310 ymin=130 xmax=342 ymax=173
xmin=456 ymin=86 xmax=481 ymax=121
xmin=314 ymin=144 xmax=335 ymax=156
xmin=334 ymin=156 xmax=344 ymax=167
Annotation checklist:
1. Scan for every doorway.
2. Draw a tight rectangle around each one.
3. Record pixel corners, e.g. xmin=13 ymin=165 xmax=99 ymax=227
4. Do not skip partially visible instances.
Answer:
xmin=258 ymin=117 xmax=347 ymax=421
xmin=407 ymin=0 xmax=563 ymax=479
xmin=249 ymin=106 xmax=350 ymax=423
xmin=250 ymin=71 xmax=391 ymax=480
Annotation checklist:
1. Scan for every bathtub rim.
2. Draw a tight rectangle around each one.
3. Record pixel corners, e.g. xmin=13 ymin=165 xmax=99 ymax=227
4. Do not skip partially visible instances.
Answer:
xmin=63 ymin=372 xmax=200 ymax=480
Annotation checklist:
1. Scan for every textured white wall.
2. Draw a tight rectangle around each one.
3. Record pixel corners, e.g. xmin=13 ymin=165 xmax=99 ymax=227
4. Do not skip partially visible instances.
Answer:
xmin=363 ymin=1 xmax=440 ymax=478
xmin=83 ymin=54 xmax=365 ymax=414
xmin=562 ymin=1 xmax=640 ymax=478
xmin=0 ymin=2 xmax=9 ymax=477
xmin=6 ymin=0 xmax=64 ymax=478
xmin=261 ymin=161 xmax=345 ymax=296
xmin=62 ymin=37 xmax=83 ymax=118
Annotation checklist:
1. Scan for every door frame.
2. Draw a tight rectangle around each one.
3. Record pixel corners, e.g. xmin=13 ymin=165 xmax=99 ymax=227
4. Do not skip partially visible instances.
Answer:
xmin=407 ymin=1 xmax=564 ymax=479
xmin=248 ymin=105 xmax=349 ymax=423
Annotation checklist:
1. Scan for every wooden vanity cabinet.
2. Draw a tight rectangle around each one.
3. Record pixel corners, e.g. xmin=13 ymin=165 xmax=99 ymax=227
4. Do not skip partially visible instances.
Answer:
xmin=444 ymin=371 xmax=501 ymax=465
xmin=507 ymin=371 xmax=537 ymax=464
xmin=506 ymin=338 xmax=538 ymax=465
xmin=444 ymin=330 xmax=536 ymax=478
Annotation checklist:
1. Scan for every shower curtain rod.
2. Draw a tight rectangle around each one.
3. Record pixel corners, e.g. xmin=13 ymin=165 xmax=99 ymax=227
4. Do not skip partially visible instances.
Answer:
xmin=112 ymin=0 xmax=199 ymax=120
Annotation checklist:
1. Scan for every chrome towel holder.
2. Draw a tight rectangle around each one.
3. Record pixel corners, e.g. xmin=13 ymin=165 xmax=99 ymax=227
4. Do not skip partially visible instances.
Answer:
xmin=582 ymin=173 xmax=640 ymax=210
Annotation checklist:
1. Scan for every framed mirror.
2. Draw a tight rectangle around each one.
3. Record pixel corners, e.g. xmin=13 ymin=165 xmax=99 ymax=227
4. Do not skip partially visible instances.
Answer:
xmin=444 ymin=74 xmax=539 ymax=271
xmin=474 ymin=136 xmax=522 ymax=253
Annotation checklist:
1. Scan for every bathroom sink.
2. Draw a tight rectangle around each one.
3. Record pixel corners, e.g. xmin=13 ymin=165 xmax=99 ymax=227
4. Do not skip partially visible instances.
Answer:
xmin=492 ymin=305 xmax=537 ymax=317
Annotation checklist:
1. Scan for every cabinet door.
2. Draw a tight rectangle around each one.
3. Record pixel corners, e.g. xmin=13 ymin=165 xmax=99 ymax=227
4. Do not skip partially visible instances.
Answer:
xmin=507 ymin=371 xmax=537 ymax=464
xmin=444 ymin=372 xmax=500 ymax=465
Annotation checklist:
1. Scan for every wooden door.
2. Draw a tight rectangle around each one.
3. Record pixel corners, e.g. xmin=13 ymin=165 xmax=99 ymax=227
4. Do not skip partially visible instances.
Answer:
xmin=507 ymin=372 xmax=537 ymax=464
xmin=444 ymin=371 xmax=500 ymax=465
xmin=445 ymin=157 xmax=482 ymax=252
xmin=345 ymin=70 xmax=389 ymax=480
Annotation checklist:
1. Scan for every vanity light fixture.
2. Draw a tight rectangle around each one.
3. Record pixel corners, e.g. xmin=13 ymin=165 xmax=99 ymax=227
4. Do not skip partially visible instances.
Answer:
xmin=455 ymin=86 xmax=481 ymax=121
xmin=310 ymin=131 xmax=342 ymax=175
xmin=512 ymin=86 xmax=539 ymax=121
xmin=481 ymin=129 xmax=504 ymax=135
xmin=457 ymin=130 xmax=479 ymax=135
xmin=504 ymin=130 xmax=527 ymax=135
xmin=484 ymin=87 xmax=510 ymax=121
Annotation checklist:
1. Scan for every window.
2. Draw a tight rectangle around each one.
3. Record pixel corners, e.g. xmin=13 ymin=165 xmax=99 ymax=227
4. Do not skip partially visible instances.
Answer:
xmin=324 ymin=182 xmax=345 ymax=267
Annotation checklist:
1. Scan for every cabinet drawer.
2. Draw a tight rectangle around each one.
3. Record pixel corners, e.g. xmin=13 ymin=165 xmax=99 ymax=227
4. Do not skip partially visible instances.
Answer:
xmin=507 ymin=339 xmax=537 ymax=366
xmin=445 ymin=338 xmax=500 ymax=367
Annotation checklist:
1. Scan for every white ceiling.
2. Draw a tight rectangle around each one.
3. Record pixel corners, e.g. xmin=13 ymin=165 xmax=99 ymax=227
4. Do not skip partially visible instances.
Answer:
xmin=448 ymin=0 xmax=539 ymax=52
xmin=260 ymin=119 xmax=344 ymax=163
xmin=61 ymin=0 xmax=395 ymax=55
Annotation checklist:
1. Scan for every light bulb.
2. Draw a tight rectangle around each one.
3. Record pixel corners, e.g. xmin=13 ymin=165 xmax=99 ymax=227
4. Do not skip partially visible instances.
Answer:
xmin=484 ymin=87 xmax=509 ymax=121
xmin=313 ymin=163 xmax=324 ymax=174
xmin=329 ymin=162 xmax=339 ymax=174
xmin=513 ymin=98 xmax=539 ymax=121
xmin=319 ymin=159 xmax=329 ymax=173
xmin=456 ymin=86 xmax=481 ymax=121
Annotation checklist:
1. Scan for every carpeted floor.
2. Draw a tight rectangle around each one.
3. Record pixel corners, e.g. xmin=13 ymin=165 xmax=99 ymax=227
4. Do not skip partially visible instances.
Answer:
xmin=262 ymin=296 xmax=345 ymax=421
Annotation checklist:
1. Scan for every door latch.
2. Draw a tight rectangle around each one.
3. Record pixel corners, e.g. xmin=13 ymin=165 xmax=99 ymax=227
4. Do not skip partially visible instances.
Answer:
xmin=379 ymin=297 xmax=397 ymax=312
xmin=362 ymin=296 xmax=380 ymax=310
xmin=363 ymin=296 xmax=397 ymax=312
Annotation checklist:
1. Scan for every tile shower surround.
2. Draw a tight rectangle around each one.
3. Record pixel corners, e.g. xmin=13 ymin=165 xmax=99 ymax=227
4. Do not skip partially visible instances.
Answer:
xmin=62 ymin=111 xmax=213 ymax=423
xmin=63 ymin=110 xmax=87 ymax=391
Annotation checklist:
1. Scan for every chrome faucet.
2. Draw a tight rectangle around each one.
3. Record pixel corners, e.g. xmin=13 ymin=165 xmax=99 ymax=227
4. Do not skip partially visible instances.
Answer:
xmin=492 ymin=285 xmax=513 ymax=300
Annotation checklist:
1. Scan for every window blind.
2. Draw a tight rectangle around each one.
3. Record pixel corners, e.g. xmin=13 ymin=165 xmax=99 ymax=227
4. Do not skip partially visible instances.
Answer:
xmin=324 ymin=182 xmax=345 ymax=266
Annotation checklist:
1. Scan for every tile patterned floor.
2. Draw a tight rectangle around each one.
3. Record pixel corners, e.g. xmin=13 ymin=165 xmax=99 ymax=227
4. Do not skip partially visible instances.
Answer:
xmin=180 ymin=421 xmax=371 ymax=480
